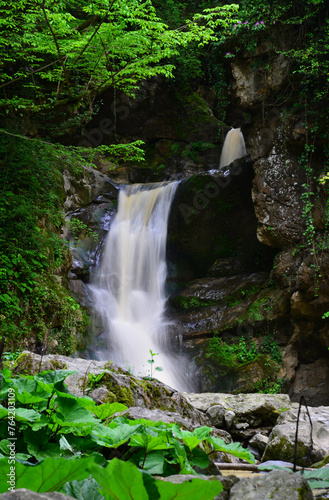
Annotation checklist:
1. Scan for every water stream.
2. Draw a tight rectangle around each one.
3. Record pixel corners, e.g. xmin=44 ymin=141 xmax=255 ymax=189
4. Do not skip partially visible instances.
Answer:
xmin=90 ymin=181 xmax=190 ymax=391
xmin=219 ymin=128 xmax=247 ymax=169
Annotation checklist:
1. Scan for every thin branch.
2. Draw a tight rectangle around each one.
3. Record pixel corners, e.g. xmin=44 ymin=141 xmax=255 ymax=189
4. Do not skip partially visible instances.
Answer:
xmin=0 ymin=59 xmax=60 ymax=90
xmin=67 ymin=0 xmax=116 ymax=77
xmin=40 ymin=0 xmax=72 ymax=97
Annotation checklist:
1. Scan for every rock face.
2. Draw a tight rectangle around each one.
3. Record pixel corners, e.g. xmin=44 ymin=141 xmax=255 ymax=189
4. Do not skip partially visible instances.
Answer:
xmin=57 ymin=28 xmax=329 ymax=405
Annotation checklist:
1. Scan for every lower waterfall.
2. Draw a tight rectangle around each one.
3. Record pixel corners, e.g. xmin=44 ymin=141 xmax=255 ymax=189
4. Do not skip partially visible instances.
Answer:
xmin=90 ymin=181 xmax=190 ymax=391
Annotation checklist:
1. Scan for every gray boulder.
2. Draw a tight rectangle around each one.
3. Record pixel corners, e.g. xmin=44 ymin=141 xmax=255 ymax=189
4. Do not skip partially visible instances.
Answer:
xmin=263 ymin=405 xmax=329 ymax=466
xmin=229 ymin=469 xmax=313 ymax=500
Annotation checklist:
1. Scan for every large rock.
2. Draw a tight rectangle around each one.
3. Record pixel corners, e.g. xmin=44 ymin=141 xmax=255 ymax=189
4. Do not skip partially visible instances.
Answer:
xmin=228 ymin=469 xmax=313 ymax=500
xmin=251 ymin=151 xmax=306 ymax=248
xmin=289 ymin=359 xmax=329 ymax=406
xmin=11 ymin=352 xmax=210 ymax=427
xmin=183 ymin=393 xmax=291 ymax=432
xmin=63 ymin=165 xmax=117 ymax=213
xmin=263 ymin=405 xmax=329 ymax=466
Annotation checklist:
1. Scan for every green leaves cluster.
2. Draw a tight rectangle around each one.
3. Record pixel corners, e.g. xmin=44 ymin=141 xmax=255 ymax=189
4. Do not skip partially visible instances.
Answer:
xmin=0 ymin=367 xmax=254 ymax=497
xmin=0 ymin=0 xmax=239 ymax=114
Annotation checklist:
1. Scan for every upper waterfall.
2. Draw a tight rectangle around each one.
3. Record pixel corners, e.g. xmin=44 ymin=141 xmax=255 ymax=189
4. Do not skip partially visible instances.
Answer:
xmin=219 ymin=128 xmax=247 ymax=169
xmin=90 ymin=181 xmax=190 ymax=391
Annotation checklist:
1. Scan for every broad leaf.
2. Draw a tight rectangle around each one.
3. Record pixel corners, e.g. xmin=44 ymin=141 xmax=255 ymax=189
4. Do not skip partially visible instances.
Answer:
xmin=0 ymin=457 xmax=94 ymax=493
xmin=89 ymin=458 xmax=149 ymax=500
xmin=61 ymin=477 xmax=103 ymax=500
xmin=55 ymin=395 xmax=100 ymax=424
xmin=91 ymin=423 xmax=143 ymax=448
xmin=155 ymin=477 xmax=223 ymax=499
xmin=209 ymin=437 xmax=255 ymax=464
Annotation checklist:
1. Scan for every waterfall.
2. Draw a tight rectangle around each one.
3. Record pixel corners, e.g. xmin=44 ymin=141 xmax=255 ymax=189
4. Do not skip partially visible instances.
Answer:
xmin=90 ymin=181 xmax=189 ymax=391
xmin=219 ymin=128 xmax=247 ymax=169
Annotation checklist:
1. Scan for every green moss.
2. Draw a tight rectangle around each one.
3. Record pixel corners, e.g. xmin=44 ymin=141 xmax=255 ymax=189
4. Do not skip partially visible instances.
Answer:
xmin=49 ymin=360 xmax=67 ymax=370
xmin=87 ymin=371 xmax=135 ymax=407
xmin=173 ymin=295 xmax=217 ymax=310
xmin=12 ymin=352 xmax=35 ymax=376
xmin=262 ymin=436 xmax=311 ymax=466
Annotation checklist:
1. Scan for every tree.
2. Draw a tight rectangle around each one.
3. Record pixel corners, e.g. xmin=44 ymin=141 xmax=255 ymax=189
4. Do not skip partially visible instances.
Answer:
xmin=0 ymin=0 xmax=238 ymax=114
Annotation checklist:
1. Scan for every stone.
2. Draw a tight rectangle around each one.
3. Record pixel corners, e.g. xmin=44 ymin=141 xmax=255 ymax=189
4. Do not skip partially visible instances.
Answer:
xmin=229 ymin=469 xmax=313 ymax=500
xmin=224 ymin=410 xmax=236 ymax=429
xmin=206 ymin=405 xmax=226 ymax=427
xmin=231 ymin=54 xmax=289 ymax=109
xmin=289 ymin=359 xmax=329 ymax=406
xmin=252 ymin=150 xmax=306 ymax=248
xmin=183 ymin=393 xmax=291 ymax=428
xmin=249 ymin=433 xmax=269 ymax=453
xmin=0 ymin=491 xmax=75 ymax=500
xmin=115 ymin=406 xmax=209 ymax=432
xmin=63 ymin=166 xmax=117 ymax=213
xmin=11 ymin=352 xmax=210 ymax=427
xmin=263 ymin=405 xmax=329 ymax=466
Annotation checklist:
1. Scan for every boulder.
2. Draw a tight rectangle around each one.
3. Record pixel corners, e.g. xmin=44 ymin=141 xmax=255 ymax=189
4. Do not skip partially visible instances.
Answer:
xmin=228 ymin=469 xmax=313 ymax=500
xmin=11 ymin=352 xmax=210 ymax=427
xmin=183 ymin=393 xmax=291 ymax=432
xmin=263 ymin=405 xmax=329 ymax=466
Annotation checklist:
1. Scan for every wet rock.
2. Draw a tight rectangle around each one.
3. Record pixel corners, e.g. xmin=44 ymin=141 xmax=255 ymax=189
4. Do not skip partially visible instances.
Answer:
xmin=251 ymin=150 xmax=306 ymax=248
xmin=229 ymin=469 xmax=313 ymax=500
xmin=67 ymin=279 xmax=93 ymax=309
xmin=289 ymin=359 xmax=329 ymax=406
xmin=63 ymin=166 xmax=117 ymax=213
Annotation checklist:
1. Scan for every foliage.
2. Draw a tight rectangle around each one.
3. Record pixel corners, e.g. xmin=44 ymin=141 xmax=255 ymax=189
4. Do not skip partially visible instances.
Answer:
xmin=0 ymin=0 xmax=239 ymax=117
xmin=0 ymin=367 xmax=255 ymax=496
xmin=206 ymin=334 xmax=282 ymax=380
xmin=0 ymin=133 xmax=87 ymax=352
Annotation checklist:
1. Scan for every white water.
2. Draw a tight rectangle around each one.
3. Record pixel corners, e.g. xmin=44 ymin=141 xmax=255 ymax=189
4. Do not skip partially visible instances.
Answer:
xmin=219 ymin=128 xmax=247 ymax=169
xmin=91 ymin=181 xmax=190 ymax=391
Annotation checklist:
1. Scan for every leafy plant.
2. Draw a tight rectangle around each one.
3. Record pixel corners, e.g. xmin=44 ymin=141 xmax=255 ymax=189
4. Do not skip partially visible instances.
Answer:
xmin=0 ymin=366 xmax=255 ymax=496
xmin=145 ymin=349 xmax=163 ymax=380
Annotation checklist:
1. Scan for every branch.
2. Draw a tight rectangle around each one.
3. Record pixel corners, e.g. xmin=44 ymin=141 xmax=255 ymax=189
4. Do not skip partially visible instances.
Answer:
xmin=40 ymin=0 xmax=72 ymax=97
xmin=67 ymin=0 xmax=116 ymax=77
xmin=0 ymin=59 xmax=60 ymax=90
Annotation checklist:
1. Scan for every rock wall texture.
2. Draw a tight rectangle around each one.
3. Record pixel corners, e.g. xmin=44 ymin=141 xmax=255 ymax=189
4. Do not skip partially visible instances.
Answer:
xmin=62 ymin=36 xmax=329 ymax=405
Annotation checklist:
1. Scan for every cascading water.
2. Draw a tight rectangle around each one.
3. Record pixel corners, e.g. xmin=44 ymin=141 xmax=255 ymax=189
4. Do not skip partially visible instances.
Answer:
xmin=219 ymin=128 xmax=247 ymax=169
xmin=90 ymin=181 xmax=190 ymax=391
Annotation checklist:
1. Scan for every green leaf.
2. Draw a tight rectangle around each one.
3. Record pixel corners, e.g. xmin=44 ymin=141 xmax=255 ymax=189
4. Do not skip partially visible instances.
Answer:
xmin=89 ymin=401 xmax=128 ymax=421
xmin=55 ymin=395 xmax=100 ymax=424
xmin=91 ymin=423 xmax=143 ymax=448
xmin=141 ymin=452 xmax=166 ymax=474
xmin=0 ymin=457 xmax=94 ymax=494
xmin=129 ymin=434 xmax=171 ymax=453
xmin=302 ymin=467 xmax=329 ymax=489
xmin=61 ymin=477 xmax=104 ymax=500
xmin=155 ymin=477 xmax=223 ymax=499
xmin=0 ymin=404 xmax=41 ymax=423
xmin=209 ymin=437 xmax=255 ymax=464
xmin=189 ymin=448 xmax=209 ymax=469
xmin=89 ymin=458 xmax=149 ymax=500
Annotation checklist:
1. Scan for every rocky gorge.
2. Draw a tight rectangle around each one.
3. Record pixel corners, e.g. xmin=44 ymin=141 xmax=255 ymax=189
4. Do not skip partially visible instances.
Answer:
xmin=62 ymin=45 xmax=329 ymax=406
